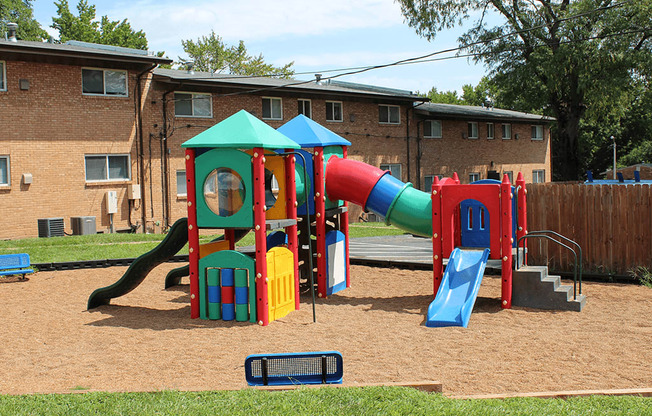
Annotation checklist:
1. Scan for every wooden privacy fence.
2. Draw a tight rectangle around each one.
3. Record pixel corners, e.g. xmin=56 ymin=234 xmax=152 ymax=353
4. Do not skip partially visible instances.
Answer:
xmin=525 ymin=182 xmax=652 ymax=276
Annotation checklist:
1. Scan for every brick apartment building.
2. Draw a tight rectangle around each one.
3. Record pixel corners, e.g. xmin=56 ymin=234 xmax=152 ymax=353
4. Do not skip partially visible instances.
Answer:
xmin=0 ymin=39 xmax=552 ymax=239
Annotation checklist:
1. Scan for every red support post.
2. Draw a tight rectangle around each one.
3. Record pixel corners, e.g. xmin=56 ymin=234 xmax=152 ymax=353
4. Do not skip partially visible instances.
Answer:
xmin=342 ymin=146 xmax=351 ymax=288
xmin=431 ymin=176 xmax=443 ymax=297
xmin=285 ymin=149 xmax=300 ymax=310
xmin=516 ymin=172 xmax=527 ymax=264
xmin=313 ymin=147 xmax=327 ymax=298
xmin=252 ymin=148 xmax=269 ymax=325
xmin=225 ymin=229 xmax=235 ymax=250
xmin=500 ymin=174 xmax=513 ymax=309
xmin=185 ymin=148 xmax=200 ymax=319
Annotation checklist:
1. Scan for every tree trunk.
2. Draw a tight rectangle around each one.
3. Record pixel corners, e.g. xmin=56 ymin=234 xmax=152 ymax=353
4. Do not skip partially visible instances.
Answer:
xmin=551 ymin=96 xmax=585 ymax=181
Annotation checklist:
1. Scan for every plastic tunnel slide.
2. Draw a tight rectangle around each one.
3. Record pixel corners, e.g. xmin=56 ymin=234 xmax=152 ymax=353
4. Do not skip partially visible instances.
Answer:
xmin=425 ymin=248 xmax=490 ymax=328
xmin=325 ymin=157 xmax=432 ymax=237
xmin=87 ymin=217 xmax=189 ymax=309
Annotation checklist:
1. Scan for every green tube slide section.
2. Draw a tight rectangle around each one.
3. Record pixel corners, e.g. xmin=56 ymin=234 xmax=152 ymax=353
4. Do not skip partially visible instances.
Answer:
xmin=384 ymin=184 xmax=433 ymax=238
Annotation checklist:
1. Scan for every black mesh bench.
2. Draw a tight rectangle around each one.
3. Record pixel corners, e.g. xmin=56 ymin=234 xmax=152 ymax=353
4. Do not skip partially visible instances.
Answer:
xmin=245 ymin=351 xmax=343 ymax=386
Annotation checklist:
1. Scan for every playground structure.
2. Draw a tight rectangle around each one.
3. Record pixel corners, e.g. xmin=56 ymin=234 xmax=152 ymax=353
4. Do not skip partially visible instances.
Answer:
xmin=88 ymin=109 xmax=586 ymax=327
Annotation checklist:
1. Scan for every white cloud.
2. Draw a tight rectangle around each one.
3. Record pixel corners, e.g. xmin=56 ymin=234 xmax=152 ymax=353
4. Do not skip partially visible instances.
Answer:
xmin=107 ymin=0 xmax=404 ymax=45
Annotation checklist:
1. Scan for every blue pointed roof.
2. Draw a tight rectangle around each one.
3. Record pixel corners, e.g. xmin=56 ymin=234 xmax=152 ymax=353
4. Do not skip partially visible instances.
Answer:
xmin=182 ymin=110 xmax=300 ymax=149
xmin=277 ymin=115 xmax=351 ymax=148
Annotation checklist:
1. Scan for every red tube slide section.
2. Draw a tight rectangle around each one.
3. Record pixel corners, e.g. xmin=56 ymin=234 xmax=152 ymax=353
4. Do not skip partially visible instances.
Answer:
xmin=325 ymin=157 xmax=386 ymax=208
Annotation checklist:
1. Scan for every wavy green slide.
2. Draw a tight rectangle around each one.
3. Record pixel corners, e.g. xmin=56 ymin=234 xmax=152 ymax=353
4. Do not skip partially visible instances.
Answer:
xmin=87 ymin=217 xmax=189 ymax=309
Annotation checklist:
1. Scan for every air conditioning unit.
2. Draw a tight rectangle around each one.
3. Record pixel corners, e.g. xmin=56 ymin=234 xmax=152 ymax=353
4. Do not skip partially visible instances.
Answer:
xmin=38 ymin=217 xmax=65 ymax=238
xmin=71 ymin=216 xmax=96 ymax=235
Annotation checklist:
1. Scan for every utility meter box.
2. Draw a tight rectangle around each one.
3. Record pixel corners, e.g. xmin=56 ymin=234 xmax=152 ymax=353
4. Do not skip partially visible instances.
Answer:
xmin=106 ymin=191 xmax=118 ymax=214
xmin=127 ymin=184 xmax=141 ymax=200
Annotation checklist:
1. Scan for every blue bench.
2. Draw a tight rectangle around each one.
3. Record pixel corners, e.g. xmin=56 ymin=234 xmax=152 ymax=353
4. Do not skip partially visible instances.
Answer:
xmin=0 ymin=253 xmax=34 ymax=279
xmin=245 ymin=351 xmax=343 ymax=386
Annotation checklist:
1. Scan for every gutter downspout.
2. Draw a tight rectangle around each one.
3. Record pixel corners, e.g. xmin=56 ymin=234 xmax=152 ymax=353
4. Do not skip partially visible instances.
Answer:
xmin=136 ymin=64 xmax=158 ymax=233
xmin=416 ymin=119 xmax=423 ymax=191
xmin=405 ymin=106 xmax=411 ymax=183
xmin=162 ymin=90 xmax=174 ymax=231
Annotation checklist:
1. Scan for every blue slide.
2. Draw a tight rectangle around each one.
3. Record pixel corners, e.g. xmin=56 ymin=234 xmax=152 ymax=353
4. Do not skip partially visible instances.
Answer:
xmin=425 ymin=248 xmax=490 ymax=328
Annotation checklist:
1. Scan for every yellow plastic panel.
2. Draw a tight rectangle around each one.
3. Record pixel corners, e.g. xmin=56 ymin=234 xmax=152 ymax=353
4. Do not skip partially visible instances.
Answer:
xmin=199 ymin=239 xmax=229 ymax=258
xmin=266 ymin=246 xmax=296 ymax=322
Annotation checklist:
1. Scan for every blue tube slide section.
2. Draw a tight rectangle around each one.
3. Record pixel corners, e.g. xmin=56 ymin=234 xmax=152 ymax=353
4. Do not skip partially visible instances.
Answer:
xmin=365 ymin=174 xmax=433 ymax=238
xmin=425 ymin=248 xmax=490 ymax=328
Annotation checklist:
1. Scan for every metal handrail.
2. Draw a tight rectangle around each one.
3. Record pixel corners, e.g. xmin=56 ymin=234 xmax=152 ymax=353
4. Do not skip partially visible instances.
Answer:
xmin=517 ymin=233 xmax=581 ymax=300
xmin=522 ymin=230 xmax=583 ymax=295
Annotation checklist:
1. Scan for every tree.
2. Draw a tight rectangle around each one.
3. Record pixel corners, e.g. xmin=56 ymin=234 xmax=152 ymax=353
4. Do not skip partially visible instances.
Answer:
xmin=424 ymin=86 xmax=464 ymax=104
xmin=51 ymin=0 xmax=148 ymax=49
xmin=181 ymin=30 xmax=294 ymax=78
xmin=0 ymin=0 xmax=47 ymax=41
xmin=398 ymin=0 xmax=652 ymax=180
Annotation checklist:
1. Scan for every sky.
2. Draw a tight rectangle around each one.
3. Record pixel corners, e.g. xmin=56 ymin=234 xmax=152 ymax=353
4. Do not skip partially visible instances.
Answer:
xmin=30 ymin=0 xmax=496 ymax=95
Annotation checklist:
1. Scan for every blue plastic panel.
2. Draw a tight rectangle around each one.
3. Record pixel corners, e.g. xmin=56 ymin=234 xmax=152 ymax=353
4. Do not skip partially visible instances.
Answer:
xmin=325 ymin=230 xmax=347 ymax=296
xmin=460 ymin=180 xmax=517 ymax=248
xmin=245 ymin=351 xmax=343 ymax=386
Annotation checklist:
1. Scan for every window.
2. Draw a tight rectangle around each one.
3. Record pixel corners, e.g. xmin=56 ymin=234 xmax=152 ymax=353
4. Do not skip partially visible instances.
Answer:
xmin=176 ymin=170 xmax=187 ymax=196
xmin=85 ymin=154 xmax=130 ymax=182
xmin=298 ymin=99 xmax=311 ymax=118
xmin=174 ymin=92 xmax=212 ymax=117
xmin=424 ymin=120 xmax=442 ymax=138
xmin=502 ymin=124 xmax=511 ymax=140
xmin=469 ymin=172 xmax=480 ymax=183
xmin=82 ymin=68 xmax=127 ymax=96
xmin=487 ymin=123 xmax=494 ymax=140
xmin=531 ymin=125 xmax=544 ymax=140
xmin=380 ymin=163 xmax=402 ymax=180
xmin=379 ymin=105 xmax=400 ymax=124
xmin=0 ymin=156 xmax=9 ymax=186
xmin=262 ymin=97 xmax=283 ymax=120
xmin=504 ymin=171 xmax=513 ymax=183
xmin=326 ymin=101 xmax=343 ymax=122
xmin=467 ymin=122 xmax=478 ymax=139
xmin=533 ymin=169 xmax=545 ymax=183
xmin=423 ymin=174 xmax=443 ymax=191
xmin=0 ymin=61 xmax=5 ymax=91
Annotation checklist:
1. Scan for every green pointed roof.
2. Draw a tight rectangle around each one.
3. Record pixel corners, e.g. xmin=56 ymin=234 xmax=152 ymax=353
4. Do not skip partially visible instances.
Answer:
xmin=182 ymin=110 xmax=300 ymax=149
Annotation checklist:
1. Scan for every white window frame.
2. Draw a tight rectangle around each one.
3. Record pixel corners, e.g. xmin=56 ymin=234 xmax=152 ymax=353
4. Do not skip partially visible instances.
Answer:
xmin=81 ymin=67 xmax=128 ymax=97
xmin=424 ymin=120 xmax=442 ymax=138
xmin=176 ymin=170 xmax=187 ymax=197
xmin=487 ymin=123 xmax=494 ymax=140
xmin=0 ymin=61 xmax=6 ymax=92
xmin=262 ymin=96 xmax=283 ymax=120
xmin=326 ymin=101 xmax=343 ymax=122
xmin=174 ymin=92 xmax=213 ymax=118
xmin=469 ymin=172 xmax=480 ymax=183
xmin=0 ymin=155 xmax=10 ymax=186
xmin=467 ymin=122 xmax=479 ymax=139
xmin=531 ymin=125 xmax=544 ymax=140
xmin=84 ymin=154 xmax=131 ymax=182
xmin=298 ymin=99 xmax=312 ymax=118
xmin=379 ymin=104 xmax=401 ymax=125
xmin=502 ymin=123 xmax=512 ymax=140
xmin=533 ymin=169 xmax=545 ymax=183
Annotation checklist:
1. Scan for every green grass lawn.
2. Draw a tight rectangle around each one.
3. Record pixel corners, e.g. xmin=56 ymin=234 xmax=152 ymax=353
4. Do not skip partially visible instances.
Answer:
xmin=0 ymin=222 xmax=405 ymax=264
xmin=0 ymin=387 xmax=649 ymax=415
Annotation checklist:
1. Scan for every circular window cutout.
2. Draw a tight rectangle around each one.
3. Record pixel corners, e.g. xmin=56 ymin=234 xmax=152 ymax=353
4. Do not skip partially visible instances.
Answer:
xmin=265 ymin=169 xmax=280 ymax=209
xmin=203 ymin=168 xmax=245 ymax=217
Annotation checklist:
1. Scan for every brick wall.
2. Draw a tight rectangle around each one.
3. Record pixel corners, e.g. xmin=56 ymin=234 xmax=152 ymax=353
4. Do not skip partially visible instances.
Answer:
xmin=1 ymin=60 xmax=140 ymax=239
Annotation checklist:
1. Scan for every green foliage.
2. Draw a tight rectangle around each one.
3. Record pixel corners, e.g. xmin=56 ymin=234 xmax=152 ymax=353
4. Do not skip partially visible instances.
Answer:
xmin=424 ymin=86 xmax=464 ymax=104
xmin=0 ymin=0 xmax=47 ymax=40
xmin=628 ymin=266 xmax=652 ymax=288
xmin=0 ymin=388 xmax=650 ymax=415
xmin=181 ymin=30 xmax=294 ymax=78
xmin=397 ymin=0 xmax=652 ymax=180
xmin=51 ymin=0 xmax=148 ymax=49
